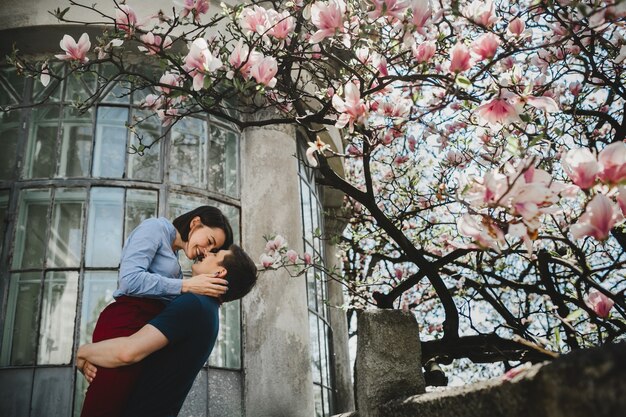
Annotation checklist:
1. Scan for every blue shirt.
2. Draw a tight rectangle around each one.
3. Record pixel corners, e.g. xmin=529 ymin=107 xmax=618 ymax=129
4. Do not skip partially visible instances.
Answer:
xmin=122 ymin=294 xmax=220 ymax=417
xmin=113 ymin=217 xmax=183 ymax=302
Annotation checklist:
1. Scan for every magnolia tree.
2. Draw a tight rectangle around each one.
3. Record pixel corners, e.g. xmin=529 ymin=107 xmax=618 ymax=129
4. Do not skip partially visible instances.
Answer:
xmin=8 ymin=0 xmax=626 ymax=382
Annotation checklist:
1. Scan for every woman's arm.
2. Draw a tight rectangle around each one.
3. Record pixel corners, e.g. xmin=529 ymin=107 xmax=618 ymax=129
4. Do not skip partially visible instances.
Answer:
xmin=118 ymin=219 xmax=183 ymax=297
xmin=77 ymin=324 xmax=169 ymax=368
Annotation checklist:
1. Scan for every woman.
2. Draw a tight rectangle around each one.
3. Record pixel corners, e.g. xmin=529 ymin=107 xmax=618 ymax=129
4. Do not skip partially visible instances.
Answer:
xmin=79 ymin=205 xmax=233 ymax=417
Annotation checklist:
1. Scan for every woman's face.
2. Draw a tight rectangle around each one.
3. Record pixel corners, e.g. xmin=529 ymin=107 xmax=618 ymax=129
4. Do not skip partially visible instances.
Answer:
xmin=184 ymin=222 xmax=227 ymax=261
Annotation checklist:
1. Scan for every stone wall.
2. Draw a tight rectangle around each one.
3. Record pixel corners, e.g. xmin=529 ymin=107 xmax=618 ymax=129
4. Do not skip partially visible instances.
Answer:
xmin=336 ymin=310 xmax=626 ymax=417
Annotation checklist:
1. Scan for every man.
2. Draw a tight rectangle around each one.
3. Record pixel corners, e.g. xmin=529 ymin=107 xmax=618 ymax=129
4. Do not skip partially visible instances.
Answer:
xmin=77 ymin=244 xmax=257 ymax=417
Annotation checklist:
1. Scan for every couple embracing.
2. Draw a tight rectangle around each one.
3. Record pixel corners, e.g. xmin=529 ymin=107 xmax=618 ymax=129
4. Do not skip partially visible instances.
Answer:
xmin=77 ymin=206 xmax=257 ymax=417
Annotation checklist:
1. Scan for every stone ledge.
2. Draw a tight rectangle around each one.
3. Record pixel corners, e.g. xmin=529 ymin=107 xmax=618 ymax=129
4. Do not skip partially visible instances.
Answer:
xmin=382 ymin=342 xmax=626 ymax=417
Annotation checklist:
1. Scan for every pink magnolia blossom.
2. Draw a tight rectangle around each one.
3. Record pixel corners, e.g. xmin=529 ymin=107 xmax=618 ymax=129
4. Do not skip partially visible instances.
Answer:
xmin=138 ymin=32 xmax=173 ymax=55
xmin=476 ymin=97 xmax=520 ymax=127
xmin=464 ymin=0 xmax=498 ymax=27
xmin=265 ymin=235 xmax=288 ymax=254
xmin=448 ymin=42 xmax=471 ymax=73
xmin=303 ymin=252 xmax=313 ymax=265
xmin=618 ymin=186 xmax=626 ymax=215
xmin=523 ymin=95 xmax=559 ymax=113
xmin=156 ymin=72 xmax=182 ymax=95
xmin=260 ymin=253 xmax=278 ymax=268
xmin=457 ymin=214 xmax=505 ymax=252
xmin=142 ymin=94 xmax=164 ymax=111
xmin=411 ymin=0 xmax=431 ymax=28
xmin=368 ymin=0 xmax=409 ymax=20
xmin=569 ymin=81 xmax=583 ymax=96
xmin=228 ymin=41 xmax=263 ymax=79
xmin=597 ymin=142 xmax=626 ymax=184
xmin=94 ymin=38 xmax=124 ymax=60
xmin=507 ymin=17 xmax=525 ymax=36
xmin=179 ymin=0 xmax=210 ymax=22
xmin=472 ymin=33 xmax=500 ymax=60
xmin=585 ymin=289 xmax=615 ymax=318
xmin=509 ymin=183 xmax=556 ymax=222
xmin=332 ymin=81 xmax=368 ymax=132
xmin=239 ymin=5 xmax=269 ymax=34
xmin=286 ymin=249 xmax=299 ymax=264
xmin=115 ymin=4 xmax=139 ymax=34
xmin=267 ymin=10 xmax=296 ymax=39
xmin=413 ymin=41 xmax=436 ymax=63
xmin=184 ymin=38 xmax=223 ymax=91
xmin=40 ymin=62 xmax=50 ymax=87
xmin=55 ymin=33 xmax=91 ymax=63
xmin=306 ymin=137 xmax=331 ymax=167
xmin=561 ymin=148 xmax=599 ymax=189
xmin=156 ymin=105 xmax=179 ymax=127
xmin=571 ymin=194 xmax=623 ymax=241
xmin=310 ymin=0 xmax=346 ymax=43
xmin=250 ymin=56 xmax=278 ymax=88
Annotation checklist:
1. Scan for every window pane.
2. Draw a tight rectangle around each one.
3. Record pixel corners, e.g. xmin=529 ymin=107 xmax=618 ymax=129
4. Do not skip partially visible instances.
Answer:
xmin=12 ymin=189 xmax=51 ymax=269
xmin=320 ymin=322 xmax=329 ymax=387
xmin=65 ymin=70 xmax=96 ymax=104
xmin=25 ymin=106 xmax=60 ymax=179
xmin=58 ymin=107 xmax=93 ymax=177
xmin=93 ymin=106 xmax=127 ymax=178
xmin=101 ymin=79 xmax=131 ymax=105
xmin=0 ymin=110 xmax=20 ymax=180
xmin=213 ymin=202 xmax=241 ymax=244
xmin=323 ymin=387 xmax=331 ymax=416
xmin=209 ymin=299 xmax=241 ymax=369
xmin=47 ymin=188 xmax=86 ymax=268
xmin=0 ymin=66 xmax=25 ymax=106
xmin=0 ymin=272 xmax=42 ymax=366
xmin=313 ymin=385 xmax=323 ymax=417
xmin=0 ymin=190 xmax=8 ymax=255
xmin=86 ymin=188 xmax=124 ymax=267
xmin=170 ymin=117 xmax=207 ymax=187
xmin=127 ymin=109 xmax=161 ymax=182
xmin=307 ymin=268 xmax=317 ymax=311
xmin=301 ymin=180 xmax=313 ymax=241
xmin=38 ymin=271 xmax=79 ymax=364
xmin=125 ymin=189 xmax=158 ymax=241
xmin=208 ymin=124 xmax=239 ymax=197
xmin=309 ymin=314 xmax=321 ymax=384
xmin=80 ymin=271 xmax=118 ymax=346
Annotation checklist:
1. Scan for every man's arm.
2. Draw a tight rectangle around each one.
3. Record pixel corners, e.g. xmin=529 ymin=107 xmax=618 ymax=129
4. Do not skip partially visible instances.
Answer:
xmin=77 ymin=324 xmax=169 ymax=368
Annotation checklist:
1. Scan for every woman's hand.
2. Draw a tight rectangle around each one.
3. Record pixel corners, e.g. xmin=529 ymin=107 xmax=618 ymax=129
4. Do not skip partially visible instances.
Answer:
xmin=181 ymin=275 xmax=229 ymax=297
xmin=77 ymin=357 xmax=97 ymax=383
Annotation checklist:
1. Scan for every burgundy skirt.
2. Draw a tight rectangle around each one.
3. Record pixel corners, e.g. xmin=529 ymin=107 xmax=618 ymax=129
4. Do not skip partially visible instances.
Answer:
xmin=80 ymin=296 xmax=166 ymax=417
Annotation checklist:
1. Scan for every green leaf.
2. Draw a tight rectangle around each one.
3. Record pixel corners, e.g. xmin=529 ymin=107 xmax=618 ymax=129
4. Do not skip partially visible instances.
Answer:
xmin=455 ymin=75 xmax=472 ymax=89
xmin=565 ymin=309 xmax=584 ymax=322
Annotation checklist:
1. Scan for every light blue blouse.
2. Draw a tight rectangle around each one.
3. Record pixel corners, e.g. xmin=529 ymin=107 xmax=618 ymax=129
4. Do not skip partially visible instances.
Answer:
xmin=113 ymin=217 xmax=183 ymax=302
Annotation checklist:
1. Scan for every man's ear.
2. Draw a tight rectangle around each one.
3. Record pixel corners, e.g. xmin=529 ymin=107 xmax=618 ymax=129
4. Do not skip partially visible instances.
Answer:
xmin=214 ymin=268 xmax=227 ymax=278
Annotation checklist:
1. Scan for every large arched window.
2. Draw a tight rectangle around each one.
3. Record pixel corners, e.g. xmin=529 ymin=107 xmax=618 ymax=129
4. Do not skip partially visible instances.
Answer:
xmin=0 ymin=64 xmax=243 ymax=416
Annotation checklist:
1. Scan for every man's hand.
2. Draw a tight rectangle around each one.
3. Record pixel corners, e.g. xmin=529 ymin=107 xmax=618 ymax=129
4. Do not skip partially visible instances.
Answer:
xmin=181 ymin=275 xmax=228 ymax=297
xmin=77 ymin=356 xmax=97 ymax=383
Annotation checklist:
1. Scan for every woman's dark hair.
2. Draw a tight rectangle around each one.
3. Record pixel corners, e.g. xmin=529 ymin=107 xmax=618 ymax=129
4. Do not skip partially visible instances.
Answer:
xmin=220 ymin=244 xmax=258 ymax=303
xmin=172 ymin=206 xmax=234 ymax=249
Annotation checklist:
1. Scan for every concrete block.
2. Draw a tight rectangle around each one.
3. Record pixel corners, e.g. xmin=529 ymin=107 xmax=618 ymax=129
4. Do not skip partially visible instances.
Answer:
xmin=354 ymin=309 xmax=425 ymax=417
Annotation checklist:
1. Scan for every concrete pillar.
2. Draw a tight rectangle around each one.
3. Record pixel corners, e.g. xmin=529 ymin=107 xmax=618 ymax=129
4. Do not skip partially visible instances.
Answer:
xmin=240 ymin=123 xmax=315 ymax=417
xmin=354 ymin=310 xmax=425 ymax=417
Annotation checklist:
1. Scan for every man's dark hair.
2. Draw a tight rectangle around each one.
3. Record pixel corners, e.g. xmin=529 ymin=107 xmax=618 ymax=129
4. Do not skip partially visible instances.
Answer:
xmin=172 ymin=206 xmax=234 ymax=249
xmin=220 ymin=244 xmax=258 ymax=302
